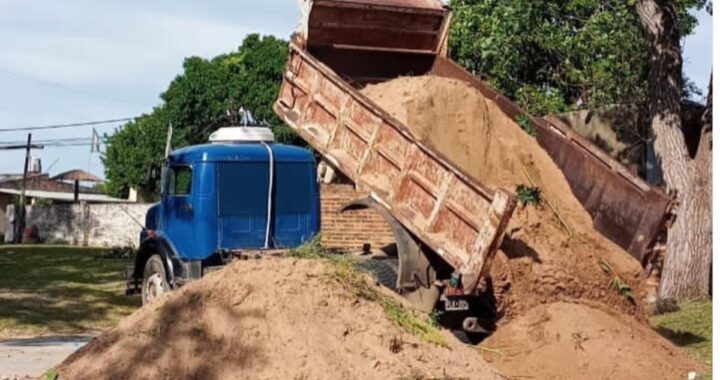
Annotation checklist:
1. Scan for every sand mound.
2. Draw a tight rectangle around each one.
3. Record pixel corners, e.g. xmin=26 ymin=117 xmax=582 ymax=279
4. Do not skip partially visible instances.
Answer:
xmin=362 ymin=75 xmax=699 ymax=378
xmin=362 ymin=76 xmax=646 ymax=320
xmin=57 ymin=258 xmax=502 ymax=380
xmin=481 ymin=302 xmax=698 ymax=380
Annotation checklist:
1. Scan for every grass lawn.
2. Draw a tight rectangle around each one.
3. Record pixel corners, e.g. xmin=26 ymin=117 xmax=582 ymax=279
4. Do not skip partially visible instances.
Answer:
xmin=0 ymin=245 xmax=139 ymax=338
xmin=651 ymin=300 xmax=712 ymax=377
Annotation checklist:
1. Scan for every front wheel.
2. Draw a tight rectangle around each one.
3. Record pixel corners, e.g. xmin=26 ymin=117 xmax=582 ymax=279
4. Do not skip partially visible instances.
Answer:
xmin=142 ymin=255 xmax=170 ymax=305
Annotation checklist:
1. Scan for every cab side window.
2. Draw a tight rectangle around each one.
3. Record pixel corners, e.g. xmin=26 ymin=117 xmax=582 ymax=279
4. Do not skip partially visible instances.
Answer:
xmin=166 ymin=166 xmax=192 ymax=196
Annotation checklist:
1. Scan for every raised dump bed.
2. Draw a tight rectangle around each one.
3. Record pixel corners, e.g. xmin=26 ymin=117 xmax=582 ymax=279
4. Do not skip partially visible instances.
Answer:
xmin=276 ymin=38 xmax=516 ymax=296
xmin=277 ymin=0 xmax=671 ymax=304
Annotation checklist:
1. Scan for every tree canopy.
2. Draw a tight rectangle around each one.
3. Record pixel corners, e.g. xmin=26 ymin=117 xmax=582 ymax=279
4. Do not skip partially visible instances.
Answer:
xmin=103 ymin=34 xmax=298 ymax=198
xmin=448 ymin=0 xmax=707 ymax=116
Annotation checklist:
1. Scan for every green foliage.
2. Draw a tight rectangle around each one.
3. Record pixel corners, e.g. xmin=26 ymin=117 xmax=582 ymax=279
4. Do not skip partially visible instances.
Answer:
xmin=34 ymin=198 xmax=53 ymax=207
xmin=516 ymin=114 xmax=536 ymax=138
xmin=449 ymin=0 xmax=707 ymax=115
xmin=598 ymin=258 xmax=634 ymax=302
xmin=379 ymin=298 xmax=448 ymax=347
xmin=44 ymin=368 xmax=59 ymax=380
xmin=516 ymin=184 xmax=543 ymax=208
xmin=103 ymin=34 xmax=299 ymax=198
xmin=287 ymin=235 xmax=329 ymax=259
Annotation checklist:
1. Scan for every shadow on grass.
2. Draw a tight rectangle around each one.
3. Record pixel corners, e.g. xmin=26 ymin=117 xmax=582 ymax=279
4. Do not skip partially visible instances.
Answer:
xmin=0 ymin=246 xmax=139 ymax=335
xmin=654 ymin=326 xmax=707 ymax=347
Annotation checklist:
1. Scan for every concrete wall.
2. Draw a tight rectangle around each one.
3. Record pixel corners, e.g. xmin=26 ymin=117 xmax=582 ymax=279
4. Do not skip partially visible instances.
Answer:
xmin=2 ymin=184 xmax=396 ymax=251
xmin=4 ymin=203 xmax=151 ymax=247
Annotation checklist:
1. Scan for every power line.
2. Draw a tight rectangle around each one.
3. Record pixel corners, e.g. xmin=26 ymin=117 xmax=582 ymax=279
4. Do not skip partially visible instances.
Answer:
xmin=0 ymin=118 xmax=134 ymax=133
xmin=0 ymin=137 xmax=107 ymax=145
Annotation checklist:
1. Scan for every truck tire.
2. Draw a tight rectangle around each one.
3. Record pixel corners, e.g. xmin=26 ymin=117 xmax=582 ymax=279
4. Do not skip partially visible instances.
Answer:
xmin=358 ymin=258 xmax=399 ymax=291
xmin=142 ymin=254 xmax=170 ymax=305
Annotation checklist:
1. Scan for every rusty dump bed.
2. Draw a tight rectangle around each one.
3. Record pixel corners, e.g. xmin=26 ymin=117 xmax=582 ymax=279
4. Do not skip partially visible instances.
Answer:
xmin=277 ymin=0 xmax=671 ymax=275
xmin=275 ymin=40 xmax=516 ymax=294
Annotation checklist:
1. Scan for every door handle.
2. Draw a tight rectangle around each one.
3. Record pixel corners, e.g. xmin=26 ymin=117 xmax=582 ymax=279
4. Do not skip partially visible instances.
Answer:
xmin=181 ymin=203 xmax=193 ymax=212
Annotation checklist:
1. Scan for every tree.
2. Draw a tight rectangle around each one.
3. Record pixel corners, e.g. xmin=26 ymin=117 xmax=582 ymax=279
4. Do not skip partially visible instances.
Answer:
xmin=103 ymin=34 xmax=299 ymax=198
xmin=635 ymin=0 xmax=712 ymax=301
xmin=449 ymin=0 xmax=704 ymax=115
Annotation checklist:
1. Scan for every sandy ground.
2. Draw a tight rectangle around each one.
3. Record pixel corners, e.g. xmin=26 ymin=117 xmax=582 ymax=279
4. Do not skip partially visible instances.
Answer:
xmin=482 ymin=302 xmax=698 ymax=380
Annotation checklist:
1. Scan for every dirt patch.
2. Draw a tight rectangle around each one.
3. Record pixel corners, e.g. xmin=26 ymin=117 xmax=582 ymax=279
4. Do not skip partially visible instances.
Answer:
xmin=481 ymin=302 xmax=698 ymax=380
xmin=57 ymin=258 xmax=502 ymax=380
xmin=362 ymin=76 xmax=646 ymax=320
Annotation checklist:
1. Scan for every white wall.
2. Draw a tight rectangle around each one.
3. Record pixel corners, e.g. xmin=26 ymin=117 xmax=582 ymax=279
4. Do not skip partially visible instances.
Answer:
xmin=4 ymin=203 xmax=152 ymax=248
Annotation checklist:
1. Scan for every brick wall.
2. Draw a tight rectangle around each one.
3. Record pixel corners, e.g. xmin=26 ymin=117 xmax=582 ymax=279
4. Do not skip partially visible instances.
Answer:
xmin=320 ymin=183 xmax=395 ymax=252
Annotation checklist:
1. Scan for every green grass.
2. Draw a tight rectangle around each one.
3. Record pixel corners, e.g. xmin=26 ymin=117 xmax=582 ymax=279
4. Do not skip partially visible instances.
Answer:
xmin=0 ymin=245 xmax=139 ymax=337
xmin=651 ymin=300 xmax=712 ymax=374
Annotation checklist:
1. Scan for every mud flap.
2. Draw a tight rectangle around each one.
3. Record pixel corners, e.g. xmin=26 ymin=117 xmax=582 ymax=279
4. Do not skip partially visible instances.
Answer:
xmin=340 ymin=197 xmax=440 ymax=313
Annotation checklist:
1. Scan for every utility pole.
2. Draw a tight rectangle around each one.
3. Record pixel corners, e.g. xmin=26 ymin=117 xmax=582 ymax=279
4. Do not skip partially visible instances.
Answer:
xmin=0 ymin=134 xmax=44 ymax=243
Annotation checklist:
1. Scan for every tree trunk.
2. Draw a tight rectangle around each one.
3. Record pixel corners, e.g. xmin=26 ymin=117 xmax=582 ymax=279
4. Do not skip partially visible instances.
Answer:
xmin=636 ymin=0 xmax=712 ymax=301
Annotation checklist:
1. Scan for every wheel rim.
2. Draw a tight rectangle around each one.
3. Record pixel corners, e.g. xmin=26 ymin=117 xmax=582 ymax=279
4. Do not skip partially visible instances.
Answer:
xmin=144 ymin=272 xmax=165 ymax=304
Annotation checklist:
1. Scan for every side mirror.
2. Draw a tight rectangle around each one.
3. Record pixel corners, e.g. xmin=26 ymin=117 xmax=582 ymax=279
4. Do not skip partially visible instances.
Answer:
xmin=146 ymin=164 xmax=161 ymax=193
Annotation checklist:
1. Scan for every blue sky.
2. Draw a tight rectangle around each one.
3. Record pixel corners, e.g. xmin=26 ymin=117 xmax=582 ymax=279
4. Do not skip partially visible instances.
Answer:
xmin=0 ymin=1 xmax=712 ymax=177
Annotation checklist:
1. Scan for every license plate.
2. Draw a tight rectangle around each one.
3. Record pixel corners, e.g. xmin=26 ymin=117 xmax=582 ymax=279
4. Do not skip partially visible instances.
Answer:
xmin=446 ymin=298 xmax=470 ymax=311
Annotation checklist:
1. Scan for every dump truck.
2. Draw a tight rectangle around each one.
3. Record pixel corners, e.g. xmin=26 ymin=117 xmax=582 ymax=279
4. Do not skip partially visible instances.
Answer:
xmin=274 ymin=0 xmax=672 ymax=334
xmin=127 ymin=119 xmax=321 ymax=305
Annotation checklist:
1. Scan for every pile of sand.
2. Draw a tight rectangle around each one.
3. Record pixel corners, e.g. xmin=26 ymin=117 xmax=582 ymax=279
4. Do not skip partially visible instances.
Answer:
xmin=482 ymin=302 xmax=698 ymax=380
xmin=362 ymin=76 xmax=646 ymax=320
xmin=57 ymin=258 xmax=502 ymax=380
xmin=362 ymin=76 xmax=701 ymax=378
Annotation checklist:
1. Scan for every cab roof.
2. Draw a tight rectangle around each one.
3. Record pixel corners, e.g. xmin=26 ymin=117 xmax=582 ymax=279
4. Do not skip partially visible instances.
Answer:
xmin=169 ymin=143 xmax=315 ymax=164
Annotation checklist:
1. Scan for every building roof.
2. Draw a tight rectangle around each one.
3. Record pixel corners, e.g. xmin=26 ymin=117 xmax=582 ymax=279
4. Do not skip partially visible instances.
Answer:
xmin=0 ymin=188 xmax=130 ymax=203
xmin=51 ymin=170 xmax=103 ymax=182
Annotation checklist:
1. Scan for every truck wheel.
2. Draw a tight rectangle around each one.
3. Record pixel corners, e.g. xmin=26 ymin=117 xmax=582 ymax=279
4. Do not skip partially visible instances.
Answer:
xmin=142 ymin=255 xmax=169 ymax=305
xmin=358 ymin=257 xmax=399 ymax=291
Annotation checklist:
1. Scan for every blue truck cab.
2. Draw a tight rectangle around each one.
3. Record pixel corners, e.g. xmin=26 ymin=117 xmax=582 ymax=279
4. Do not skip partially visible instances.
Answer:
xmin=129 ymin=126 xmax=320 ymax=304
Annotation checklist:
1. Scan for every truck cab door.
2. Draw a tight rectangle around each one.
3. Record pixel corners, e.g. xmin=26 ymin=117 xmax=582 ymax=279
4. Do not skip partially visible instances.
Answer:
xmin=161 ymin=165 xmax=195 ymax=259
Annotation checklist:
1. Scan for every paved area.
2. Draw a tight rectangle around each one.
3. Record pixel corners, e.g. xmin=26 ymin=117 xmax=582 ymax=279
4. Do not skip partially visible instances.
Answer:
xmin=0 ymin=335 xmax=93 ymax=378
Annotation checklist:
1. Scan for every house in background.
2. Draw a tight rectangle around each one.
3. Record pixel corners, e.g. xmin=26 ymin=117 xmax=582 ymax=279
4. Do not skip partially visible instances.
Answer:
xmin=0 ymin=168 xmax=131 ymax=238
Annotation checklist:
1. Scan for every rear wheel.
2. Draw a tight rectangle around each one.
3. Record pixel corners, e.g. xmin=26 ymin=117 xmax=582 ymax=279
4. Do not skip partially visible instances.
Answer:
xmin=142 ymin=255 xmax=169 ymax=305
xmin=358 ymin=257 xmax=399 ymax=290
